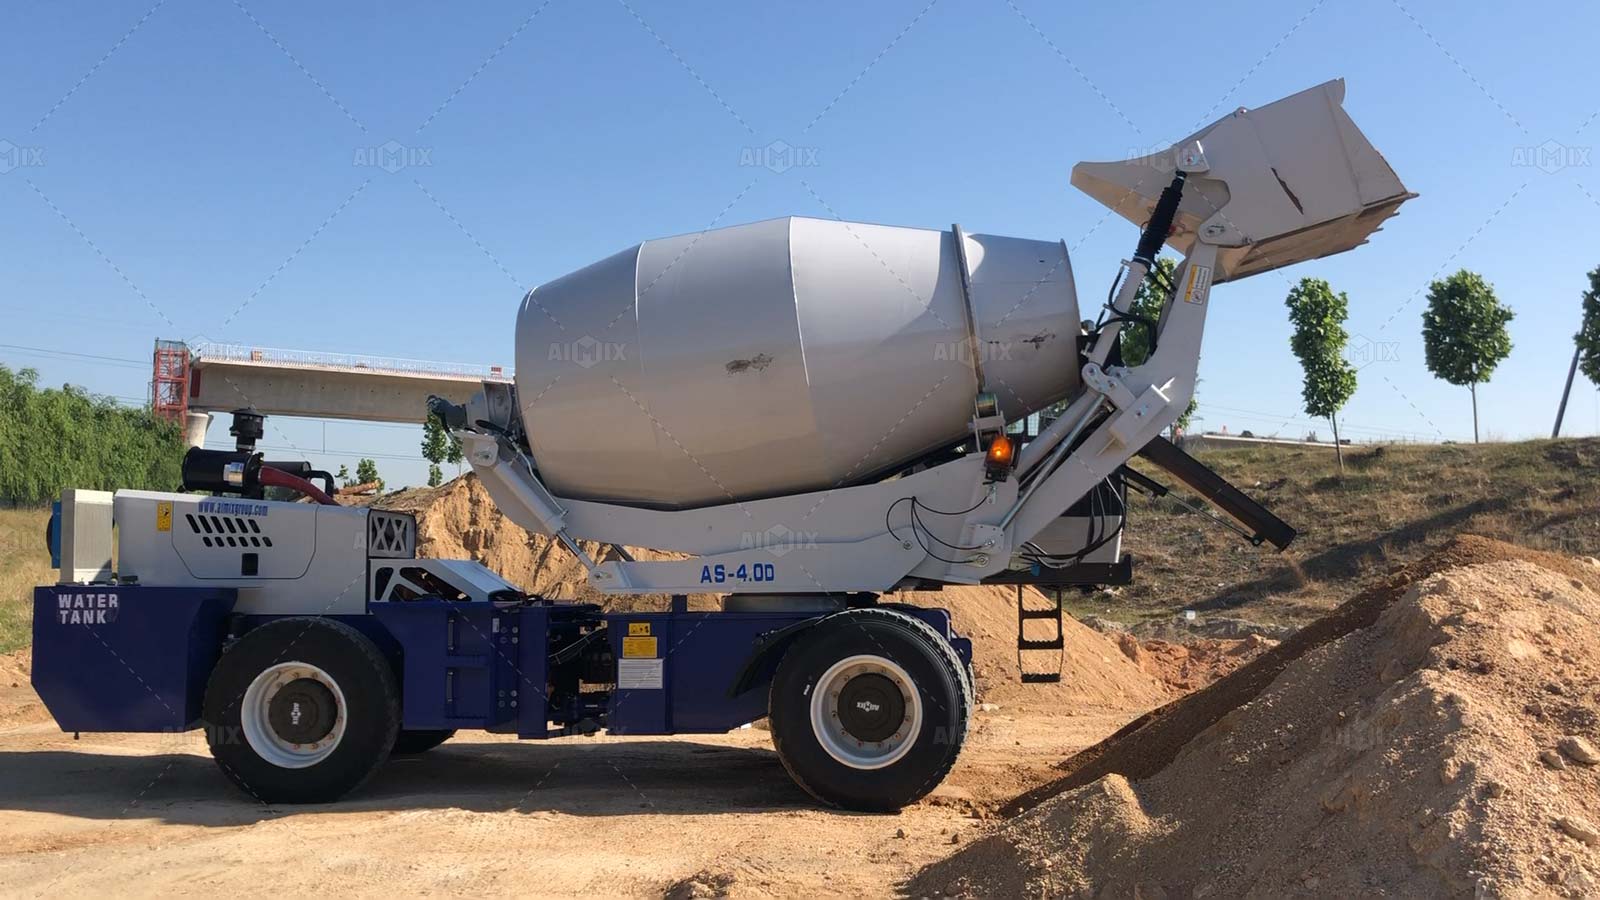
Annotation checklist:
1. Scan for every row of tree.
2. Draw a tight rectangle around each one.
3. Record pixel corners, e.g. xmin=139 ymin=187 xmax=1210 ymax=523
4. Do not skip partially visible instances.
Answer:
xmin=0 ymin=366 xmax=186 ymax=505
xmin=1284 ymin=265 xmax=1600 ymax=472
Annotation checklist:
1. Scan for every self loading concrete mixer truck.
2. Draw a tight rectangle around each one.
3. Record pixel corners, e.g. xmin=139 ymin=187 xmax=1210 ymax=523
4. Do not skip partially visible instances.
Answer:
xmin=33 ymin=80 xmax=1412 ymax=811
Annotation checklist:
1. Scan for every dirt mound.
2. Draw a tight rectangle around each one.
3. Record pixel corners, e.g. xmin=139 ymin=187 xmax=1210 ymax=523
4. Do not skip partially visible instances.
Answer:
xmin=915 ymin=542 xmax=1600 ymax=897
xmin=901 ymin=586 xmax=1168 ymax=710
xmin=0 ymin=648 xmax=44 ymax=726
xmin=381 ymin=476 xmax=1166 ymax=711
xmin=1000 ymin=535 xmax=1598 ymax=814
xmin=377 ymin=476 xmax=704 ymax=611
xmin=1113 ymin=634 xmax=1277 ymax=693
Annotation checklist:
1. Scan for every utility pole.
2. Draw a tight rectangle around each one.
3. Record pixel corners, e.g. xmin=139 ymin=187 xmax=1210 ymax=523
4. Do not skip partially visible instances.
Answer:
xmin=1553 ymin=344 xmax=1581 ymax=438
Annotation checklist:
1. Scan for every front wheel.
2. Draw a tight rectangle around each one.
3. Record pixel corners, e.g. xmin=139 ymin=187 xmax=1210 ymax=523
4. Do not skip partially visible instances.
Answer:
xmin=768 ymin=609 xmax=970 ymax=812
xmin=203 ymin=617 xmax=399 ymax=803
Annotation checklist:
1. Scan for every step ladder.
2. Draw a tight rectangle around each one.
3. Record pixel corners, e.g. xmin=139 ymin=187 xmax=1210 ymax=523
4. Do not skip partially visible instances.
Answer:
xmin=1015 ymin=585 xmax=1064 ymax=684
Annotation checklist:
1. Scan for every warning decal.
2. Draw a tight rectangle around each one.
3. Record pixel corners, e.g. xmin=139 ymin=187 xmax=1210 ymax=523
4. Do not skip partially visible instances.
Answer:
xmin=156 ymin=502 xmax=173 ymax=532
xmin=1183 ymin=264 xmax=1213 ymax=304
xmin=622 ymin=636 xmax=658 ymax=658
xmin=627 ymin=622 xmax=651 ymax=636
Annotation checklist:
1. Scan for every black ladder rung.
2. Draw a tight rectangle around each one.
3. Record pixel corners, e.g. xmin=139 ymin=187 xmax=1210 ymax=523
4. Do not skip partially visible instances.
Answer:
xmin=1019 ymin=672 xmax=1062 ymax=684
xmin=1017 ymin=608 xmax=1063 ymax=620
xmin=1017 ymin=637 xmax=1065 ymax=651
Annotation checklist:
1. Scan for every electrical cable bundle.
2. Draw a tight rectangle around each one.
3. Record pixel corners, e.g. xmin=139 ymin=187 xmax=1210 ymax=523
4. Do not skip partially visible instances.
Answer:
xmin=884 ymin=493 xmax=992 ymax=565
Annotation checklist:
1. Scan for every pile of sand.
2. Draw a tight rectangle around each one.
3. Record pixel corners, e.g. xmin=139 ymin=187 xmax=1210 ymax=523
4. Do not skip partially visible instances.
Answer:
xmin=381 ymin=476 xmax=1167 ymax=711
xmin=900 ymin=586 xmax=1168 ymax=711
xmin=0 ymin=648 xmax=42 ymax=726
xmin=1112 ymin=633 xmax=1277 ymax=693
xmin=915 ymin=539 xmax=1600 ymax=897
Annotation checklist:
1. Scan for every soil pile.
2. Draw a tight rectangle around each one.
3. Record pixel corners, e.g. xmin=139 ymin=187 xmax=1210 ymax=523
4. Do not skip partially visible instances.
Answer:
xmin=380 ymin=476 xmax=1167 ymax=711
xmin=900 ymin=586 xmax=1168 ymax=711
xmin=1112 ymin=633 xmax=1277 ymax=693
xmin=0 ymin=648 xmax=41 ymax=726
xmin=914 ymin=539 xmax=1600 ymax=897
xmin=377 ymin=476 xmax=703 ymax=611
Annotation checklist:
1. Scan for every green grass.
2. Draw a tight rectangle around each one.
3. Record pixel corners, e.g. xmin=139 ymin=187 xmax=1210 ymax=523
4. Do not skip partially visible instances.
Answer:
xmin=0 ymin=507 xmax=50 ymax=654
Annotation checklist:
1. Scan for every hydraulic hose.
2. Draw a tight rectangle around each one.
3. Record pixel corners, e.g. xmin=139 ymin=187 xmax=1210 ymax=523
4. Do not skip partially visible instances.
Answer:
xmin=259 ymin=464 xmax=340 ymax=506
xmin=1133 ymin=171 xmax=1187 ymax=266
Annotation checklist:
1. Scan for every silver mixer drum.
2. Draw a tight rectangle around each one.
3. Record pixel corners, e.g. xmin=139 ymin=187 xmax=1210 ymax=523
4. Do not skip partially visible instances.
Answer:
xmin=514 ymin=216 xmax=1081 ymax=509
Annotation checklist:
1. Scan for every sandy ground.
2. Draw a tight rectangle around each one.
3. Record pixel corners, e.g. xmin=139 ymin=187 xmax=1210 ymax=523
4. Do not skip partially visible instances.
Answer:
xmin=0 ymin=686 xmax=1136 ymax=898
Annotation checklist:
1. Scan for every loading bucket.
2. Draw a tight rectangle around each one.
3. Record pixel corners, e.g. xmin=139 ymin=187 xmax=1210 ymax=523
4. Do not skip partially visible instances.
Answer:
xmin=1072 ymin=79 xmax=1415 ymax=282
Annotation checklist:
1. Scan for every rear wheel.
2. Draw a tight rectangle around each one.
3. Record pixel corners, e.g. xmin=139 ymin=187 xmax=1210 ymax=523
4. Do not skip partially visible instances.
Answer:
xmin=768 ymin=609 xmax=970 ymax=812
xmin=203 ymin=618 xmax=399 ymax=803
xmin=392 ymin=729 xmax=456 ymax=755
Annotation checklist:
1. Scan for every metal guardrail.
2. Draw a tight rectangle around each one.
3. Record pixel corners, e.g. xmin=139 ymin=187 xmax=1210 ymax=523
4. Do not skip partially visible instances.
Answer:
xmin=189 ymin=342 xmax=513 ymax=382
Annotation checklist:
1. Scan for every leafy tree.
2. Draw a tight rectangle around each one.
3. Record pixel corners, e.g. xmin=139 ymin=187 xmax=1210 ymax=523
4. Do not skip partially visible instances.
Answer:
xmin=355 ymin=458 xmax=383 ymax=491
xmin=335 ymin=463 xmax=350 ymax=485
xmin=1422 ymin=270 xmax=1514 ymax=442
xmin=1121 ymin=257 xmax=1177 ymax=367
xmin=1285 ymin=278 xmax=1358 ymax=472
xmin=427 ymin=464 xmax=443 ymax=487
xmin=420 ymin=409 xmax=463 ymax=478
xmin=1577 ymin=265 xmax=1600 ymax=388
xmin=0 ymin=366 xmax=185 ymax=505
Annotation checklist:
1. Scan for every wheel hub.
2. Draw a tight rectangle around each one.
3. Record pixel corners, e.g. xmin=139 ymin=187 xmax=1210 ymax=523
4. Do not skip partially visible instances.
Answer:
xmin=240 ymin=662 xmax=348 ymax=769
xmin=267 ymin=678 xmax=338 ymax=745
xmin=836 ymin=673 xmax=905 ymax=743
xmin=809 ymin=655 xmax=922 ymax=770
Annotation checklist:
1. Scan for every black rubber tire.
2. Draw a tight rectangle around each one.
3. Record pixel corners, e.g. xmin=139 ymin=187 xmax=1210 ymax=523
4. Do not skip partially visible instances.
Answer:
xmin=392 ymin=729 xmax=456 ymax=755
xmin=202 ymin=617 xmax=400 ymax=804
xmin=768 ymin=608 xmax=970 ymax=812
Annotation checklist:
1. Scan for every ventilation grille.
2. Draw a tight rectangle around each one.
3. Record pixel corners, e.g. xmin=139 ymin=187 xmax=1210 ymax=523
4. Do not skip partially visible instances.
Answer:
xmin=185 ymin=513 xmax=273 ymax=549
xmin=368 ymin=511 xmax=416 ymax=558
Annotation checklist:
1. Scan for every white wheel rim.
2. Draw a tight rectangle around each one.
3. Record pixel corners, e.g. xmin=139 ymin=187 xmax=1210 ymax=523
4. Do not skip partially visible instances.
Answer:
xmin=809 ymin=654 xmax=922 ymax=770
xmin=240 ymin=661 xmax=348 ymax=769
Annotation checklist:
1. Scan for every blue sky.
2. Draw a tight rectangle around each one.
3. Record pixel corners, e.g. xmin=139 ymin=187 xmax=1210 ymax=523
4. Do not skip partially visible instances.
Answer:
xmin=2 ymin=0 xmax=1597 ymax=488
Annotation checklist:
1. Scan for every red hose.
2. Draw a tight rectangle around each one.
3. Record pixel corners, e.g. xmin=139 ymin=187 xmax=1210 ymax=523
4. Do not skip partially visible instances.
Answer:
xmin=259 ymin=465 xmax=340 ymax=506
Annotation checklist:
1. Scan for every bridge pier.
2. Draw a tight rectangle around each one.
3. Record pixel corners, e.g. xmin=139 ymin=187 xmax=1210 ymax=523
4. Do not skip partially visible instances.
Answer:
xmin=183 ymin=411 xmax=212 ymax=449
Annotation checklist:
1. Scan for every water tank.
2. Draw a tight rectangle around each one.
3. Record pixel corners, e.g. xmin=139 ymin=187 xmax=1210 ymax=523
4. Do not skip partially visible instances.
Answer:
xmin=514 ymin=216 xmax=1081 ymax=509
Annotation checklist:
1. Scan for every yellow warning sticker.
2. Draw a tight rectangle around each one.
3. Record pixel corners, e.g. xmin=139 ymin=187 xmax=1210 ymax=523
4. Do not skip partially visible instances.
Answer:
xmin=627 ymin=622 xmax=651 ymax=637
xmin=156 ymin=502 xmax=173 ymax=532
xmin=1183 ymin=264 xmax=1213 ymax=304
xmin=621 ymin=636 xmax=658 ymax=658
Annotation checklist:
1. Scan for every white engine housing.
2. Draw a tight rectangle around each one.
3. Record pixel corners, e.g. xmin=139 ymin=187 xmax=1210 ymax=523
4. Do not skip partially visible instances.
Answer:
xmin=111 ymin=490 xmax=420 ymax=615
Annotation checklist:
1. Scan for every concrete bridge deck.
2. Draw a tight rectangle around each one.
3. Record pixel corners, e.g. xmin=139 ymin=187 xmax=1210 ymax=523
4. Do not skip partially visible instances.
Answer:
xmin=183 ymin=343 xmax=512 ymax=445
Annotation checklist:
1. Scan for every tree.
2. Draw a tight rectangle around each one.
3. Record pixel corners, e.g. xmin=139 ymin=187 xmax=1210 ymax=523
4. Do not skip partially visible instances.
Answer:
xmin=1578 ymin=265 xmax=1600 ymax=388
xmin=336 ymin=463 xmax=351 ymax=485
xmin=1422 ymin=270 xmax=1514 ymax=442
xmin=427 ymin=464 xmax=443 ymax=487
xmin=0 ymin=365 xmax=185 ymax=505
xmin=1285 ymin=278 xmax=1358 ymax=473
xmin=355 ymin=458 xmax=383 ymax=491
xmin=1120 ymin=256 xmax=1198 ymax=437
xmin=420 ymin=410 xmax=463 ymax=479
